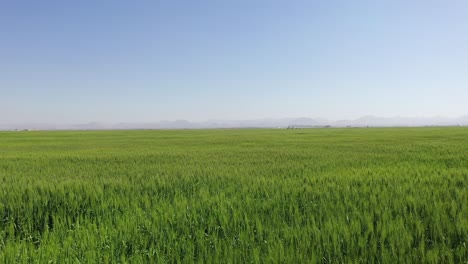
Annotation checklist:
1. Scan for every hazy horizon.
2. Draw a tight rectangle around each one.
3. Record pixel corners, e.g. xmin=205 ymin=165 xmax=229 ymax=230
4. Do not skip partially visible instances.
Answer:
xmin=2 ymin=1 xmax=467 ymax=124
xmin=2 ymin=115 xmax=468 ymax=131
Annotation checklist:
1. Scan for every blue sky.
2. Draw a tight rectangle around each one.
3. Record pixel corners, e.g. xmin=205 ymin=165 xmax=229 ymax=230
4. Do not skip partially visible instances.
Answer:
xmin=1 ymin=0 xmax=467 ymax=124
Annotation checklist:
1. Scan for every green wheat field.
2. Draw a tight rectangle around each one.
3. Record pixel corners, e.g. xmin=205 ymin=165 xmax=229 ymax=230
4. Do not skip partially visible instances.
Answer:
xmin=0 ymin=128 xmax=467 ymax=263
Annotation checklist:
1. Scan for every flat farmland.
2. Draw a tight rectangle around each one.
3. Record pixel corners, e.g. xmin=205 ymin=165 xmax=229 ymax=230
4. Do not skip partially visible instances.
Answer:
xmin=0 ymin=128 xmax=467 ymax=263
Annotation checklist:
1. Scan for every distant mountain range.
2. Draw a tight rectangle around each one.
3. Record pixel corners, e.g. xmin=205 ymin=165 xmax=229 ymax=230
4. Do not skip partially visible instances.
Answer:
xmin=1 ymin=116 xmax=468 ymax=130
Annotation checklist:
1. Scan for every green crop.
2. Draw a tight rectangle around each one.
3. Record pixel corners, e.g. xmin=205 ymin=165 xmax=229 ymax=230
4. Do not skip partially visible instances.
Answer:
xmin=0 ymin=127 xmax=467 ymax=263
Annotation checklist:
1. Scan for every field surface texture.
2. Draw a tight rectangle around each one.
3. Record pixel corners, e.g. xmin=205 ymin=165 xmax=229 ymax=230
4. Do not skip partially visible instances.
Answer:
xmin=0 ymin=128 xmax=467 ymax=263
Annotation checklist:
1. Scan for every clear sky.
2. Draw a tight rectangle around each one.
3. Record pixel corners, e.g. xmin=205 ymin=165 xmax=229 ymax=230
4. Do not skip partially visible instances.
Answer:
xmin=1 ymin=0 xmax=467 ymax=124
